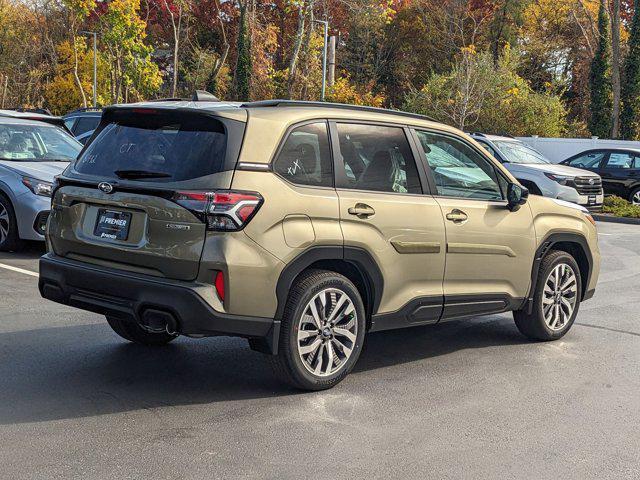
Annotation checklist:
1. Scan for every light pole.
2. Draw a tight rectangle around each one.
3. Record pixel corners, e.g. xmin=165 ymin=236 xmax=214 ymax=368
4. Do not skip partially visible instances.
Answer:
xmin=313 ymin=20 xmax=329 ymax=101
xmin=80 ymin=31 xmax=98 ymax=107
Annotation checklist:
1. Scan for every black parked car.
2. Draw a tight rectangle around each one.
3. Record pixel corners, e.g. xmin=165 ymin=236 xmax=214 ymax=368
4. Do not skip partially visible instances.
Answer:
xmin=561 ymin=148 xmax=640 ymax=204
xmin=62 ymin=107 xmax=103 ymax=144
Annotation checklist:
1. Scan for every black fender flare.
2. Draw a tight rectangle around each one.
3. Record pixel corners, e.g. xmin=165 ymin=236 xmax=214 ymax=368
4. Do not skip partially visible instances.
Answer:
xmin=525 ymin=232 xmax=593 ymax=312
xmin=274 ymin=245 xmax=384 ymax=320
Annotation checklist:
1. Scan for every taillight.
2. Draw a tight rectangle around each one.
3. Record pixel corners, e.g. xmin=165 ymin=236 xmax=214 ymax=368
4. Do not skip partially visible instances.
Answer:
xmin=172 ymin=190 xmax=263 ymax=231
xmin=214 ymin=271 xmax=225 ymax=301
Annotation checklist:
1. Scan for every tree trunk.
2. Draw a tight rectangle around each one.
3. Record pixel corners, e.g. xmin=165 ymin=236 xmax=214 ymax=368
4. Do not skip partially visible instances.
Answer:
xmin=287 ymin=3 xmax=306 ymax=98
xmin=208 ymin=0 xmax=230 ymax=92
xmin=612 ymin=0 xmax=621 ymax=138
xmin=300 ymin=2 xmax=315 ymax=99
xmin=327 ymin=35 xmax=336 ymax=87
xmin=70 ymin=21 xmax=88 ymax=108
xmin=173 ymin=7 xmax=181 ymax=97
xmin=162 ymin=0 xmax=181 ymax=98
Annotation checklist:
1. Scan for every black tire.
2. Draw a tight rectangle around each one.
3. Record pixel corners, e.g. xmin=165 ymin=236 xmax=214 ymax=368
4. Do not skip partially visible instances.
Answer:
xmin=268 ymin=269 xmax=366 ymax=391
xmin=514 ymin=250 xmax=582 ymax=341
xmin=629 ymin=186 xmax=640 ymax=205
xmin=105 ymin=316 xmax=177 ymax=346
xmin=0 ymin=193 xmax=24 ymax=252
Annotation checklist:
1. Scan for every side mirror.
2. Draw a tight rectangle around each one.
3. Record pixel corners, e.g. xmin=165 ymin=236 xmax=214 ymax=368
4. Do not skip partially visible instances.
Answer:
xmin=507 ymin=182 xmax=528 ymax=211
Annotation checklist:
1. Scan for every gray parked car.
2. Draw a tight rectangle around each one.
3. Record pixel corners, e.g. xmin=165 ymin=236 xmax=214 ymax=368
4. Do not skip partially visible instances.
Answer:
xmin=470 ymin=133 xmax=604 ymax=211
xmin=0 ymin=116 xmax=82 ymax=250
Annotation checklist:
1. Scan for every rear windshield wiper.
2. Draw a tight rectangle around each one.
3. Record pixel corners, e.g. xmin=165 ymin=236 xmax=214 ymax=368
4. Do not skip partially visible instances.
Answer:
xmin=114 ymin=169 xmax=171 ymax=179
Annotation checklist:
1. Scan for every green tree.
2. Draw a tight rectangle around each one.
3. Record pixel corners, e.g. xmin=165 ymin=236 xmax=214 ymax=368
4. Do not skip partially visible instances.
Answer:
xmin=403 ymin=47 xmax=568 ymax=137
xmin=99 ymin=0 xmax=161 ymax=103
xmin=234 ymin=3 xmax=252 ymax=101
xmin=589 ymin=0 xmax=613 ymax=138
xmin=622 ymin=0 xmax=640 ymax=139
xmin=44 ymin=39 xmax=108 ymax=114
xmin=489 ymin=0 xmax=527 ymax=64
xmin=62 ymin=0 xmax=97 ymax=108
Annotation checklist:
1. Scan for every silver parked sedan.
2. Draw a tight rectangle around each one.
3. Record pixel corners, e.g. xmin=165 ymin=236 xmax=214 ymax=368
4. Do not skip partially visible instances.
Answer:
xmin=0 ymin=117 xmax=82 ymax=251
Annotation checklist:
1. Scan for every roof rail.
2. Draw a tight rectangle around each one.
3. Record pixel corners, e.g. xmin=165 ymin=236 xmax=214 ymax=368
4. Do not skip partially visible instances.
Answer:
xmin=147 ymin=97 xmax=186 ymax=102
xmin=7 ymin=107 xmax=53 ymax=115
xmin=241 ymin=100 xmax=437 ymax=123
xmin=469 ymin=132 xmax=486 ymax=137
xmin=146 ymin=91 xmax=221 ymax=103
xmin=66 ymin=107 xmax=103 ymax=114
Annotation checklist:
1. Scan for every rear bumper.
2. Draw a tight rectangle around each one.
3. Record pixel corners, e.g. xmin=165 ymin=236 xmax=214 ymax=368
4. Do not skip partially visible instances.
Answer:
xmin=38 ymin=253 xmax=280 ymax=353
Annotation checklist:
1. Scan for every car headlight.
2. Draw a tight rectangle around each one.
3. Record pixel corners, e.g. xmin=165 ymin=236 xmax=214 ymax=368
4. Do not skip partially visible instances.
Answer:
xmin=22 ymin=176 xmax=53 ymax=197
xmin=544 ymin=172 xmax=574 ymax=186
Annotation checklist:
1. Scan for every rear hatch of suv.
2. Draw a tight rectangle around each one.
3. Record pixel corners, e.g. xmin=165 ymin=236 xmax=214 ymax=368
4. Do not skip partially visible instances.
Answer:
xmin=48 ymin=106 xmax=247 ymax=281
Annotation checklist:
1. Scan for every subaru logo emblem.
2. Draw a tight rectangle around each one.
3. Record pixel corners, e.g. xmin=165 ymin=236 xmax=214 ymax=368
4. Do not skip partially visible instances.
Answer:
xmin=98 ymin=182 xmax=114 ymax=194
xmin=588 ymin=178 xmax=595 ymax=185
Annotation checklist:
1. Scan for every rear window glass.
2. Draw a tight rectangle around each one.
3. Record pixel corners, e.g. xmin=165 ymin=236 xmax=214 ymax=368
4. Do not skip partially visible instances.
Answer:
xmin=75 ymin=113 xmax=230 ymax=182
xmin=73 ymin=116 xmax=100 ymax=136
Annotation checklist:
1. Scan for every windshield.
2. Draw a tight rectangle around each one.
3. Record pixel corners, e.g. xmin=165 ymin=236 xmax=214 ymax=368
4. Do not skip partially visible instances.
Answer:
xmin=75 ymin=113 xmax=230 ymax=182
xmin=0 ymin=123 xmax=81 ymax=162
xmin=494 ymin=140 xmax=549 ymax=164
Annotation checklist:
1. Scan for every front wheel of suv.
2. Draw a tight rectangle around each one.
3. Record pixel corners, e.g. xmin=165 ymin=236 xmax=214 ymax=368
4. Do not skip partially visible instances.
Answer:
xmin=106 ymin=316 xmax=177 ymax=346
xmin=269 ymin=269 xmax=366 ymax=391
xmin=514 ymin=250 xmax=582 ymax=341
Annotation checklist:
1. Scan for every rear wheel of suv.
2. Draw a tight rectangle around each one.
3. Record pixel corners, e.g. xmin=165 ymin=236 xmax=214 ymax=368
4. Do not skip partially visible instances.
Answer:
xmin=629 ymin=186 xmax=640 ymax=205
xmin=269 ymin=270 xmax=366 ymax=390
xmin=0 ymin=194 xmax=24 ymax=252
xmin=105 ymin=316 xmax=177 ymax=346
xmin=514 ymin=250 xmax=582 ymax=341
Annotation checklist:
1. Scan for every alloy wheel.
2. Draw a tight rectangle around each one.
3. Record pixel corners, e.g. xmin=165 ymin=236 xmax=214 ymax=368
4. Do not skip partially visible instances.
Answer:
xmin=542 ymin=263 xmax=578 ymax=331
xmin=297 ymin=288 xmax=358 ymax=377
xmin=0 ymin=203 xmax=9 ymax=245
xmin=633 ymin=190 xmax=640 ymax=205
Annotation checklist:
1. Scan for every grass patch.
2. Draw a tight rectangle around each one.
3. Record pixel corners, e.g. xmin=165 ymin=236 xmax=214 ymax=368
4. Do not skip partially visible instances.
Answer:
xmin=602 ymin=195 xmax=640 ymax=218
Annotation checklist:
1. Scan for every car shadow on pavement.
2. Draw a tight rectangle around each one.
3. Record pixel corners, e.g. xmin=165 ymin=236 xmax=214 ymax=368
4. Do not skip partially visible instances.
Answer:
xmin=0 ymin=241 xmax=46 ymax=261
xmin=0 ymin=315 xmax=529 ymax=425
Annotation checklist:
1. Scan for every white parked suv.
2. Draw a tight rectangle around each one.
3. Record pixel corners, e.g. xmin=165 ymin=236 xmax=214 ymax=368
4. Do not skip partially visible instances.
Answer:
xmin=471 ymin=133 xmax=603 ymax=211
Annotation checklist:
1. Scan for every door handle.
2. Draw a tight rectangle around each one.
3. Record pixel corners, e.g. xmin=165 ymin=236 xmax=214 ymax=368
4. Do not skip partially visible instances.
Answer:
xmin=446 ymin=209 xmax=468 ymax=223
xmin=348 ymin=203 xmax=375 ymax=218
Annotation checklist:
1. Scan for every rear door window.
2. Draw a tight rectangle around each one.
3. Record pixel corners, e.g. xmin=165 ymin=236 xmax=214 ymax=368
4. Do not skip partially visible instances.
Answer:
xmin=604 ymin=152 xmax=635 ymax=169
xmin=75 ymin=111 xmax=240 ymax=182
xmin=335 ymin=123 xmax=422 ymax=194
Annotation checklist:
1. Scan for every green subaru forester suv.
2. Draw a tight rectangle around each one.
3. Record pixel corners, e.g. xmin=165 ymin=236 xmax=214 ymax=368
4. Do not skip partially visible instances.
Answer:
xmin=39 ymin=98 xmax=600 ymax=390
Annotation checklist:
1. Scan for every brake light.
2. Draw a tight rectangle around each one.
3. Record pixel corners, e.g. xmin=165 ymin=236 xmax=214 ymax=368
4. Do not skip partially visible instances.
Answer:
xmin=131 ymin=108 xmax=160 ymax=115
xmin=214 ymin=271 xmax=225 ymax=301
xmin=172 ymin=190 xmax=263 ymax=231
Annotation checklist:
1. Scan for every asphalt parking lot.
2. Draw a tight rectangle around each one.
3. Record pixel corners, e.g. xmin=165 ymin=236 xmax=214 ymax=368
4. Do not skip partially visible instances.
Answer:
xmin=0 ymin=222 xmax=638 ymax=480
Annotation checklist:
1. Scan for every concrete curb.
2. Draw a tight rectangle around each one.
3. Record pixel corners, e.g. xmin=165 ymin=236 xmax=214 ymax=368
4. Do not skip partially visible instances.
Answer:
xmin=593 ymin=213 xmax=640 ymax=225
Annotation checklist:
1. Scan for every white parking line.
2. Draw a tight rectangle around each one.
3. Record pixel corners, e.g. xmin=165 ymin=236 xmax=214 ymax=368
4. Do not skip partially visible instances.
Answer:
xmin=0 ymin=262 xmax=39 ymax=277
